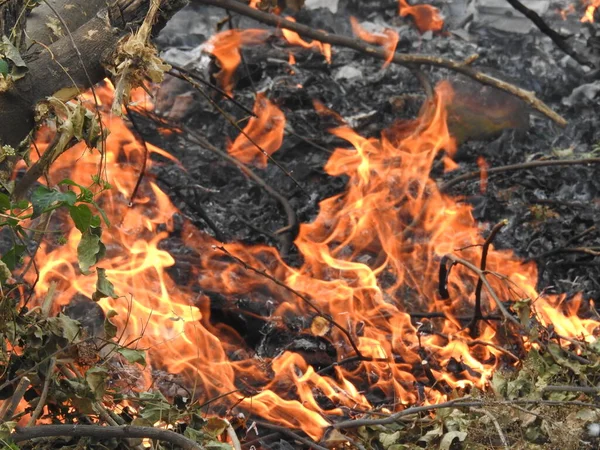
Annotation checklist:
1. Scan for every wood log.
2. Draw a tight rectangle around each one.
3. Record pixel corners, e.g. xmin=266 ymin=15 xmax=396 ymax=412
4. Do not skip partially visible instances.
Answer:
xmin=0 ymin=0 xmax=188 ymax=149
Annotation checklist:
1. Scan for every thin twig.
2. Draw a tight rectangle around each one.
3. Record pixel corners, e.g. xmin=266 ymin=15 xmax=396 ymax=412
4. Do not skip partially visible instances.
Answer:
xmin=168 ymin=66 xmax=256 ymax=117
xmin=124 ymin=105 xmax=149 ymax=207
xmin=27 ymin=358 xmax=57 ymax=425
xmin=333 ymin=398 xmax=600 ymax=429
xmin=471 ymin=407 xmax=509 ymax=449
xmin=0 ymin=376 xmax=31 ymax=421
xmin=193 ymin=0 xmax=567 ymax=126
xmin=443 ymin=254 xmax=522 ymax=327
xmin=11 ymin=424 xmax=203 ymax=449
xmin=440 ymin=158 xmax=600 ymax=192
xmin=468 ymin=220 xmax=507 ymax=337
xmin=504 ymin=0 xmax=593 ymax=68
xmin=542 ymin=385 xmax=600 ymax=394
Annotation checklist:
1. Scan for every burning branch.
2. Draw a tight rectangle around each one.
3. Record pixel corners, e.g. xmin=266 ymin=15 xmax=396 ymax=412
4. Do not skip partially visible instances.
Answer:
xmin=194 ymin=0 xmax=567 ymax=127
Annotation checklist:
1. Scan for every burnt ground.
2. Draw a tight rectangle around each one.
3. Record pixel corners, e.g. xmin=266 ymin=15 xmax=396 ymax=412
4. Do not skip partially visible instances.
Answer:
xmin=146 ymin=0 xmax=600 ymax=302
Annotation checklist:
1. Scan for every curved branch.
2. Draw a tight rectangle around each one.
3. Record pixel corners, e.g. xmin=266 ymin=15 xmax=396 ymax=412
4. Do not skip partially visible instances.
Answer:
xmin=193 ymin=0 xmax=566 ymax=127
xmin=11 ymin=424 xmax=204 ymax=450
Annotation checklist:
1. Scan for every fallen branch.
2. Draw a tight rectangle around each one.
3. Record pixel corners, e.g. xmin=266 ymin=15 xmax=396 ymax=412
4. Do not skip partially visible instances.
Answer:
xmin=333 ymin=398 xmax=600 ymax=429
xmin=11 ymin=424 xmax=203 ymax=450
xmin=193 ymin=0 xmax=566 ymax=126
xmin=440 ymin=158 xmax=600 ymax=192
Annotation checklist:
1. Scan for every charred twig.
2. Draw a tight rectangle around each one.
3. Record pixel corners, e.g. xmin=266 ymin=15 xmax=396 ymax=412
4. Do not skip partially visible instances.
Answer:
xmin=440 ymin=158 xmax=600 ymax=192
xmin=194 ymin=0 xmax=567 ymax=126
xmin=252 ymin=420 xmax=329 ymax=450
xmin=168 ymin=65 xmax=257 ymax=117
xmin=11 ymin=424 xmax=203 ymax=449
xmin=443 ymin=254 xmax=521 ymax=327
xmin=468 ymin=220 xmax=507 ymax=337
xmin=432 ymin=331 xmax=520 ymax=361
xmin=214 ymin=245 xmax=369 ymax=360
xmin=565 ymin=225 xmax=597 ymax=246
xmin=504 ymin=0 xmax=593 ymax=68
xmin=186 ymin=129 xmax=298 ymax=256
xmin=124 ymin=105 xmax=149 ymax=206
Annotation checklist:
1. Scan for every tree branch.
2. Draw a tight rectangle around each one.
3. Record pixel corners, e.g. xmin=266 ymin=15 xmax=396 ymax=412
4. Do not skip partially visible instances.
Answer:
xmin=11 ymin=424 xmax=203 ymax=450
xmin=193 ymin=0 xmax=566 ymax=127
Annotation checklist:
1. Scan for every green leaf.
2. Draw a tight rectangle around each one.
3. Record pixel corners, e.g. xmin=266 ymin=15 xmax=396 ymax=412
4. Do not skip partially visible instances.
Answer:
xmin=0 ymin=193 xmax=10 ymax=211
xmin=85 ymin=366 xmax=107 ymax=400
xmin=69 ymin=204 xmax=93 ymax=233
xmin=92 ymin=268 xmax=117 ymax=301
xmin=46 ymin=313 xmax=81 ymax=341
xmin=104 ymin=309 xmax=118 ymax=340
xmin=59 ymin=179 xmax=94 ymax=203
xmin=1 ymin=245 xmax=25 ymax=271
xmin=31 ymin=185 xmax=77 ymax=218
xmin=117 ymin=347 xmax=146 ymax=366
xmin=0 ymin=59 xmax=8 ymax=76
xmin=92 ymin=201 xmax=110 ymax=226
xmin=77 ymin=229 xmax=104 ymax=274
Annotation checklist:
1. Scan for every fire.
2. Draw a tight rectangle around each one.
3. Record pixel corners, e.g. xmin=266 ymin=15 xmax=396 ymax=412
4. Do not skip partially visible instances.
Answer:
xmin=228 ymin=92 xmax=286 ymax=167
xmin=281 ymin=17 xmax=332 ymax=64
xmin=21 ymin=76 xmax=598 ymax=443
xmin=582 ymin=0 xmax=600 ymax=21
xmin=207 ymin=29 xmax=271 ymax=94
xmin=350 ymin=17 xmax=400 ymax=68
xmin=398 ymin=0 xmax=444 ymax=33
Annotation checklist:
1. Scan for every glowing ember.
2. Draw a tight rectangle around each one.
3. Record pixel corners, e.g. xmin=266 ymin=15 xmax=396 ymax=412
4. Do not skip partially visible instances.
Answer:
xmin=350 ymin=17 xmax=400 ymax=68
xmin=281 ymin=17 xmax=332 ymax=64
xmin=24 ymin=79 xmax=598 ymax=441
xmin=398 ymin=0 xmax=444 ymax=33
xmin=228 ymin=92 xmax=286 ymax=167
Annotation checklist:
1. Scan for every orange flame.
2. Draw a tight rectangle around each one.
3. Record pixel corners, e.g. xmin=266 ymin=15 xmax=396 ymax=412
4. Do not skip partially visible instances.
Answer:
xmin=398 ymin=0 xmax=444 ymax=33
xmin=350 ymin=16 xmax=400 ymax=68
xmin=22 ymin=79 xmax=599 ymax=441
xmin=582 ymin=0 xmax=600 ymax=21
xmin=228 ymin=93 xmax=286 ymax=168
xmin=208 ymin=29 xmax=271 ymax=94
xmin=281 ymin=17 xmax=332 ymax=64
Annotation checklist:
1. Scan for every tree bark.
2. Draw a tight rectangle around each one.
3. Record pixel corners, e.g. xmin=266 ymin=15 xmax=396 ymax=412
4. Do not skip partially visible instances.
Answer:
xmin=0 ymin=0 xmax=188 ymax=148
